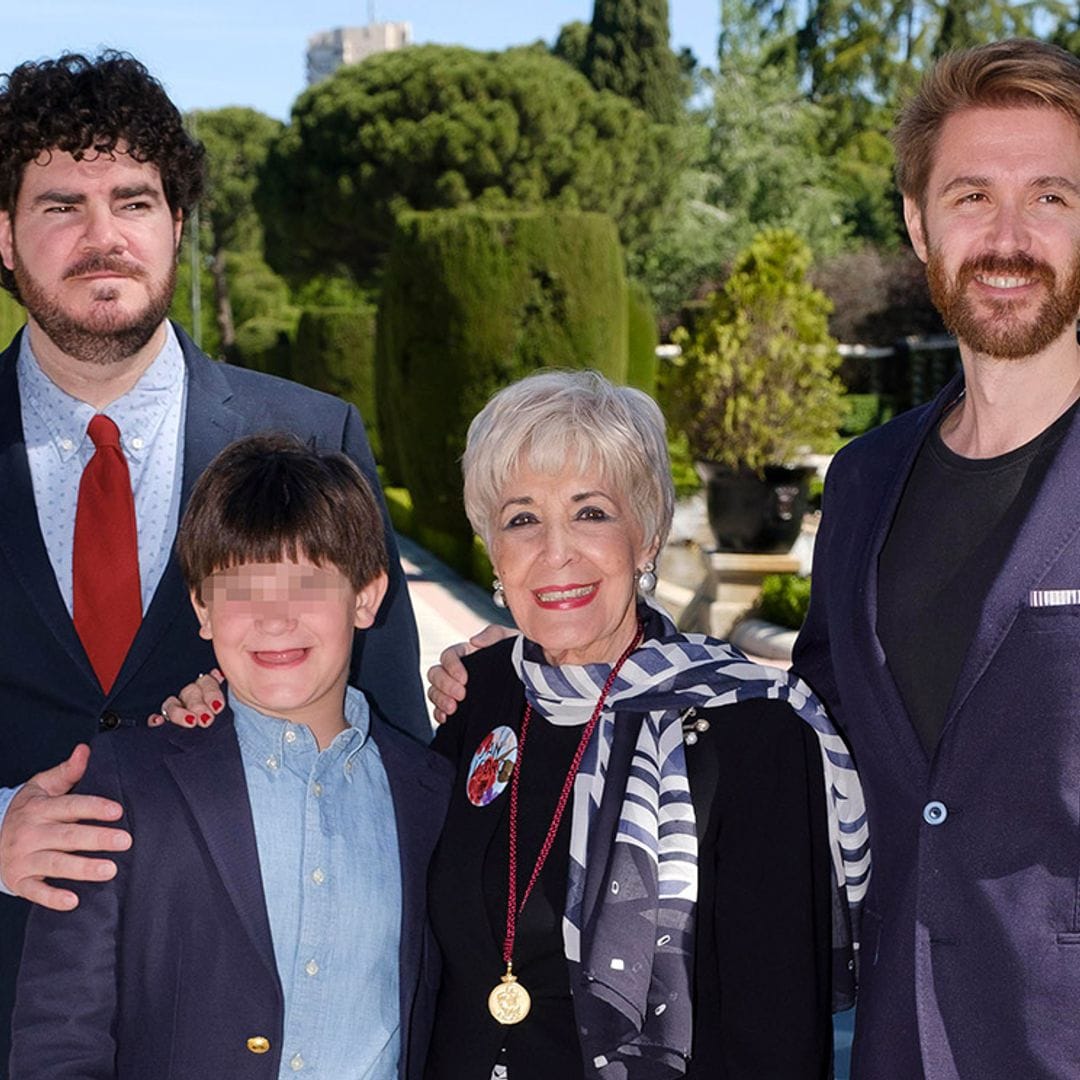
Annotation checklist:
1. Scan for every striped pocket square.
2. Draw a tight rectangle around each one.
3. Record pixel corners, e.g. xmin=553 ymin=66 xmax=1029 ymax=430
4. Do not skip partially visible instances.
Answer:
xmin=1029 ymin=588 xmax=1080 ymax=608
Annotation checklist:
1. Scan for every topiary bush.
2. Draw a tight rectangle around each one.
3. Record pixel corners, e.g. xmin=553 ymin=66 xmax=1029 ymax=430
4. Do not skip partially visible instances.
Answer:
xmin=668 ymin=228 xmax=845 ymax=473
xmin=292 ymin=306 xmax=380 ymax=458
xmin=756 ymin=572 xmax=812 ymax=630
xmin=626 ymin=279 xmax=659 ymax=396
xmin=233 ymin=315 xmax=294 ymax=379
xmin=377 ymin=208 xmax=629 ymax=573
xmin=0 ymin=289 xmax=25 ymax=345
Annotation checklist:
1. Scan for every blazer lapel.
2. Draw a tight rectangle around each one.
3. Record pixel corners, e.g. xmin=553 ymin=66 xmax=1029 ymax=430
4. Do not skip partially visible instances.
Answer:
xmin=850 ymin=377 xmax=964 ymax=771
xmin=0 ymin=333 xmax=102 ymax=691
xmin=110 ymin=328 xmax=245 ymax=696
xmin=164 ymin=717 xmax=279 ymax=985
xmin=945 ymin=401 xmax=1080 ymax=728
xmin=376 ymin=723 xmax=451 ymax=1028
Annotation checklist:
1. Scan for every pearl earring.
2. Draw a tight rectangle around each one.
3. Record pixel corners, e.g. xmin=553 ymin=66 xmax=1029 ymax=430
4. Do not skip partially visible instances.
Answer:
xmin=637 ymin=562 xmax=657 ymax=595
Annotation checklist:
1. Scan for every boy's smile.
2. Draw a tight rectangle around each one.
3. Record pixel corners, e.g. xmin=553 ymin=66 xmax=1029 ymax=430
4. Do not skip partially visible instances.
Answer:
xmin=191 ymin=558 xmax=387 ymax=747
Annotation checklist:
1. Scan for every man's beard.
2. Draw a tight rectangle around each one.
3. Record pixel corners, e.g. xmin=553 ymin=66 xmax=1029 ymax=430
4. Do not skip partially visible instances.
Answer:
xmin=13 ymin=249 xmax=176 ymax=366
xmin=926 ymin=246 xmax=1080 ymax=360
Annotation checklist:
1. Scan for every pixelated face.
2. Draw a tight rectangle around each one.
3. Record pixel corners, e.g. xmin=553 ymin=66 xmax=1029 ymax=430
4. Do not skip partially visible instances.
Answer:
xmin=190 ymin=558 xmax=387 ymax=732
xmin=906 ymin=106 xmax=1080 ymax=360
xmin=489 ymin=463 xmax=655 ymax=666
xmin=0 ymin=146 xmax=181 ymax=365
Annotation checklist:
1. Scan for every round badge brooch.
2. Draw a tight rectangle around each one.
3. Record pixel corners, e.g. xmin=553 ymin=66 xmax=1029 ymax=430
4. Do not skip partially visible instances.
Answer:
xmin=466 ymin=726 xmax=518 ymax=807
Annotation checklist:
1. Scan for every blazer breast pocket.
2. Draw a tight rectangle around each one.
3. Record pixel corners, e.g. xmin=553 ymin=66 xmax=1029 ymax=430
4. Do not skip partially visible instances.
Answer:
xmin=1021 ymin=590 xmax=1080 ymax=632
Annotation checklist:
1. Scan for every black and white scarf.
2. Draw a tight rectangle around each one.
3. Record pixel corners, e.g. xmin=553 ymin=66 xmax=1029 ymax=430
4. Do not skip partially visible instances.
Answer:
xmin=510 ymin=599 xmax=868 ymax=1078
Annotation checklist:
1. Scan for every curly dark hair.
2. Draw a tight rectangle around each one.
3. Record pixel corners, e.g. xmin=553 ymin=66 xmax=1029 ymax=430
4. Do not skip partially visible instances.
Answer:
xmin=0 ymin=50 xmax=205 ymax=296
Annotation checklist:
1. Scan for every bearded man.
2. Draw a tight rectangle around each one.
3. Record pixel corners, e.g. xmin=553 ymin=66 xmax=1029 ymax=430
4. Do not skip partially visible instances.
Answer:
xmin=791 ymin=37 xmax=1080 ymax=1080
xmin=0 ymin=51 xmax=428 ymax=1075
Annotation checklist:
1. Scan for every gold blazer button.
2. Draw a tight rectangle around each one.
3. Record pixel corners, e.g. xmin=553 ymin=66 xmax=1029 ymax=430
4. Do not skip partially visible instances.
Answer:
xmin=246 ymin=1036 xmax=271 ymax=1054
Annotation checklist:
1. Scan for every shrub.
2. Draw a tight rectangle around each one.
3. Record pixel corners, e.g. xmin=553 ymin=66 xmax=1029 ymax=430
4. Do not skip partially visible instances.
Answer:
xmin=756 ymin=572 xmax=812 ymax=630
xmin=292 ymin=306 xmax=380 ymax=458
xmin=668 ymin=228 xmax=845 ymax=473
xmin=376 ymin=208 xmax=628 ymax=572
xmin=626 ymin=280 xmax=659 ymax=396
xmin=233 ymin=315 xmax=294 ymax=379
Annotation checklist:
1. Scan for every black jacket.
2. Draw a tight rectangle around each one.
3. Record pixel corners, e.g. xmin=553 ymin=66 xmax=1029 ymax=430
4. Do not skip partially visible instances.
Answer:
xmin=425 ymin=639 xmax=832 ymax=1080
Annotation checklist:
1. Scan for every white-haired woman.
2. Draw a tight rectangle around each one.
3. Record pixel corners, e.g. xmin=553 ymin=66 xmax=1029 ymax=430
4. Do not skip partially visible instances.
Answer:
xmin=424 ymin=370 xmax=867 ymax=1080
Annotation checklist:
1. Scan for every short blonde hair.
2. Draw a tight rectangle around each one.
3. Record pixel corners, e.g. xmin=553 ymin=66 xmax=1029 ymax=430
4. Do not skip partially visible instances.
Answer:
xmin=463 ymin=369 xmax=674 ymax=553
xmin=893 ymin=38 xmax=1080 ymax=204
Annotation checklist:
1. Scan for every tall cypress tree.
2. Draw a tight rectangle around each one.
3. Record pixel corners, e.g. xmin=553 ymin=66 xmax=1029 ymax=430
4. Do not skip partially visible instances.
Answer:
xmin=582 ymin=0 xmax=682 ymax=124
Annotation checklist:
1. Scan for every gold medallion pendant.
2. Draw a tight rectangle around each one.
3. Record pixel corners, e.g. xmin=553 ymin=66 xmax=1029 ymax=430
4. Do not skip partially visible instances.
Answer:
xmin=488 ymin=968 xmax=532 ymax=1025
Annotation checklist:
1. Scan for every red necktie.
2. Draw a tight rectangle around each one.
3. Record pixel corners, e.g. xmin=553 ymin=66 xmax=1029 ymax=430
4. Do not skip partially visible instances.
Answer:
xmin=72 ymin=414 xmax=142 ymax=692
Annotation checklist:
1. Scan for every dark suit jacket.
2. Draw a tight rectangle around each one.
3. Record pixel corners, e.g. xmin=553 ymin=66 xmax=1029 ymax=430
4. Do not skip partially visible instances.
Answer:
xmin=10 ymin=709 xmax=451 ymax=1079
xmin=0 ymin=323 xmax=428 ymax=1072
xmin=425 ymin=640 xmax=832 ymax=1080
xmin=794 ymin=374 xmax=1080 ymax=1080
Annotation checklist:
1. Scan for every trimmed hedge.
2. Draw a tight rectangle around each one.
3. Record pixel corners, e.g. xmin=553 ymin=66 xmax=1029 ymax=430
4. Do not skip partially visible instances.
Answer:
xmin=0 ymin=289 xmax=25 ymax=345
xmin=292 ymin=306 xmax=380 ymax=458
xmin=626 ymin=279 xmax=659 ymax=396
xmin=234 ymin=314 xmax=294 ymax=379
xmin=376 ymin=208 xmax=629 ymax=572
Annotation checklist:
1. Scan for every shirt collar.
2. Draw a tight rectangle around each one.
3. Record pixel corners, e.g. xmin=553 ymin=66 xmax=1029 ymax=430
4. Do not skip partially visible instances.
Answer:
xmin=17 ymin=321 xmax=185 ymax=463
xmin=232 ymin=685 xmax=373 ymax=781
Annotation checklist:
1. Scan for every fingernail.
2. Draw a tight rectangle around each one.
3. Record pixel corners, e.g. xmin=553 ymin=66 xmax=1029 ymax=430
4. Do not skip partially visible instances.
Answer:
xmin=185 ymin=714 xmax=196 ymax=726
xmin=200 ymin=713 xmax=212 ymax=723
xmin=211 ymin=700 xmax=223 ymax=711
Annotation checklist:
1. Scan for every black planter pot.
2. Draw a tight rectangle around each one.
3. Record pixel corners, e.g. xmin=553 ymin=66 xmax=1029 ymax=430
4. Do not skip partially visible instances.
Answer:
xmin=695 ymin=462 xmax=814 ymax=553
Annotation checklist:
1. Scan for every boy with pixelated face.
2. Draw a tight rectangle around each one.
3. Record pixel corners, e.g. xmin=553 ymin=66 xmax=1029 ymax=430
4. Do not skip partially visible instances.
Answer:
xmin=12 ymin=433 xmax=451 ymax=1080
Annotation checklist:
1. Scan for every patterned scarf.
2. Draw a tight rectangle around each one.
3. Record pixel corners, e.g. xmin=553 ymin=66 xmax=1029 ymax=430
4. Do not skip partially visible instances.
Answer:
xmin=511 ymin=599 xmax=868 ymax=1078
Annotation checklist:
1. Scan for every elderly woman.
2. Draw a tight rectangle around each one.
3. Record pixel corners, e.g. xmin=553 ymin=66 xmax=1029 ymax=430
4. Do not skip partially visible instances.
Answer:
xmin=424 ymin=370 xmax=866 ymax=1080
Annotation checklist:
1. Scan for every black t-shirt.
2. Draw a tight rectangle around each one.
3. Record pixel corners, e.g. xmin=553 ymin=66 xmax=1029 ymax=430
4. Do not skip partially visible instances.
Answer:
xmin=878 ymin=399 xmax=1077 ymax=755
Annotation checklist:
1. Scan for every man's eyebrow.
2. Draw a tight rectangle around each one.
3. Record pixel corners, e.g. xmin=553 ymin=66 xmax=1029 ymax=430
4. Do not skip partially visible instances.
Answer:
xmin=113 ymin=184 xmax=161 ymax=201
xmin=1031 ymin=175 xmax=1080 ymax=197
xmin=938 ymin=176 xmax=991 ymax=197
xmin=31 ymin=190 xmax=84 ymax=206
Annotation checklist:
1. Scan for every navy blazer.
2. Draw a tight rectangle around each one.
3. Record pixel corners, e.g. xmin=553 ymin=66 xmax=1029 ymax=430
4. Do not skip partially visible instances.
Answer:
xmin=11 ymin=710 xmax=452 ymax=1079
xmin=794 ymin=375 xmax=1080 ymax=1080
xmin=0 ymin=323 xmax=428 ymax=1074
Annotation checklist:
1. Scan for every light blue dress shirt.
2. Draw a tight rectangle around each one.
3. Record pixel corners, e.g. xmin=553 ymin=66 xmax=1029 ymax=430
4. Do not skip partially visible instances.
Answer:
xmin=18 ymin=322 xmax=187 ymax=615
xmin=233 ymin=687 xmax=402 ymax=1080
xmin=0 ymin=326 xmax=187 ymax=885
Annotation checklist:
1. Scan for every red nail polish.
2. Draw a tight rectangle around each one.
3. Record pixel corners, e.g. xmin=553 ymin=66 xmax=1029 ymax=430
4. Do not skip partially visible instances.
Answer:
xmin=211 ymin=700 xmax=223 ymax=711
xmin=185 ymin=714 xmax=196 ymax=726
xmin=200 ymin=713 xmax=211 ymax=723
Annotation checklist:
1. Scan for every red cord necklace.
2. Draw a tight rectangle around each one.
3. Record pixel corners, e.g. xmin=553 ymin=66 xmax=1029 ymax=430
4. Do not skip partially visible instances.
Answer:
xmin=487 ymin=620 xmax=643 ymax=1025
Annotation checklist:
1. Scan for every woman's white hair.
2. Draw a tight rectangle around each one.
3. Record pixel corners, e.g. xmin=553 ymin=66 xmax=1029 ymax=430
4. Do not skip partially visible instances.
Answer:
xmin=462 ymin=369 xmax=675 ymax=553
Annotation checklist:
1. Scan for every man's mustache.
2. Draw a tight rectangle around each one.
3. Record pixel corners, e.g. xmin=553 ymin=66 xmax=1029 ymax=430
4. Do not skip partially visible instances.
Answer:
xmin=63 ymin=254 xmax=145 ymax=280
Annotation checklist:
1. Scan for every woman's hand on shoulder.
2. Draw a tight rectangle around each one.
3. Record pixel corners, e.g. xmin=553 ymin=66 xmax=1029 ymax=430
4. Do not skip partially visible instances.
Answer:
xmin=147 ymin=669 xmax=226 ymax=728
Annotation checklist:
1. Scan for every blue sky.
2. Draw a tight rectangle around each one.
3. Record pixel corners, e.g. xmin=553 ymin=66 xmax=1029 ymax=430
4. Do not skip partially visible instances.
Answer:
xmin=1 ymin=2 xmax=719 ymax=121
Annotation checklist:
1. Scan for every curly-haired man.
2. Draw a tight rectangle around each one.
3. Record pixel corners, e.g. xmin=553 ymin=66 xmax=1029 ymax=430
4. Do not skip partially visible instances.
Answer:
xmin=0 ymin=51 xmax=427 ymax=1074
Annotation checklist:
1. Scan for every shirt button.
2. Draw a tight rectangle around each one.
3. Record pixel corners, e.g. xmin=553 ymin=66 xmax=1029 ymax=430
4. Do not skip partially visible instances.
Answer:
xmin=266 ymin=755 xmax=279 ymax=770
xmin=923 ymin=800 xmax=948 ymax=825
xmin=130 ymin=436 xmax=144 ymax=450
xmin=60 ymin=437 xmax=74 ymax=452
xmin=284 ymin=729 xmax=297 ymax=744
xmin=290 ymin=1052 xmax=304 ymax=1071
xmin=312 ymin=782 xmax=323 ymax=797
xmin=311 ymin=867 xmax=326 ymax=885
xmin=305 ymin=959 xmax=319 ymax=977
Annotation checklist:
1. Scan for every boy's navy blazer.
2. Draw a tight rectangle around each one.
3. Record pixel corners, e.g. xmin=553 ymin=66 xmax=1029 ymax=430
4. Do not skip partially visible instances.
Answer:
xmin=12 ymin=709 xmax=452 ymax=1079
xmin=794 ymin=373 xmax=1080 ymax=1079
xmin=0 ymin=323 xmax=428 ymax=1073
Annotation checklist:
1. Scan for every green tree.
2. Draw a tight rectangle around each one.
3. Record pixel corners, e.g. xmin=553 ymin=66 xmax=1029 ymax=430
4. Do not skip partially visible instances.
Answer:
xmin=257 ymin=45 xmax=677 ymax=285
xmin=581 ymin=0 xmax=684 ymax=123
xmin=669 ymin=228 xmax=844 ymax=473
xmin=552 ymin=20 xmax=591 ymax=70
xmin=189 ymin=107 xmax=285 ymax=358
